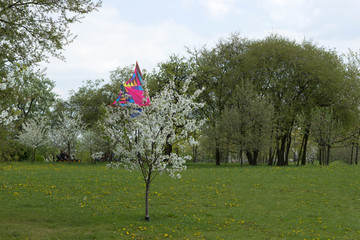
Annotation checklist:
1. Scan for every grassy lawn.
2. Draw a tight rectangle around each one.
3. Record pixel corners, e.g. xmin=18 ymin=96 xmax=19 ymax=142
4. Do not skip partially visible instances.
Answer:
xmin=0 ymin=162 xmax=359 ymax=239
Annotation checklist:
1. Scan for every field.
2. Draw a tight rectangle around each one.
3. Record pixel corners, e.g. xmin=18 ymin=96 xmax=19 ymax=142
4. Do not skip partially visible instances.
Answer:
xmin=0 ymin=162 xmax=359 ymax=240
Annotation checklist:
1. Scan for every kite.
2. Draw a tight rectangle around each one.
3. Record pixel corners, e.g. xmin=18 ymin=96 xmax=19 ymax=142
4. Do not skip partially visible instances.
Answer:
xmin=112 ymin=62 xmax=150 ymax=107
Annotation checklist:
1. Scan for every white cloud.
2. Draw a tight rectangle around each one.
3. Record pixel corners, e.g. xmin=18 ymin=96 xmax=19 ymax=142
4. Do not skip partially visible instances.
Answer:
xmin=41 ymin=0 xmax=360 ymax=99
xmin=42 ymin=4 xmax=209 ymax=99
xmin=199 ymin=0 xmax=238 ymax=18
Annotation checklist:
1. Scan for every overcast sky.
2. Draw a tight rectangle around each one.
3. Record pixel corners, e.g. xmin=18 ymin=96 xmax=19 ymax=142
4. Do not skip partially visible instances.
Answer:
xmin=40 ymin=0 xmax=360 ymax=99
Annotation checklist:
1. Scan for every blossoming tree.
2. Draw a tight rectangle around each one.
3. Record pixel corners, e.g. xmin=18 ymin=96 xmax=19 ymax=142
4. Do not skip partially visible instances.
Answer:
xmin=18 ymin=116 xmax=49 ymax=162
xmin=52 ymin=113 xmax=86 ymax=159
xmin=105 ymin=78 xmax=204 ymax=221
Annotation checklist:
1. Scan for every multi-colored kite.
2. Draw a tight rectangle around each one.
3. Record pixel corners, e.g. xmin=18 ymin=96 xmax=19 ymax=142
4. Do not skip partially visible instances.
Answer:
xmin=112 ymin=62 xmax=150 ymax=107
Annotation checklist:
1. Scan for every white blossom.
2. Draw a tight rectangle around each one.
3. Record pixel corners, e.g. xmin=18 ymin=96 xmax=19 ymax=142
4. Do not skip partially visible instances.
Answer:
xmin=105 ymin=77 xmax=205 ymax=177
xmin=92 ymin=152 xmax=104 ymax=160
xmin=18 ymin=116 xmax=50 ymax=149
xmin=0 ymin=73 xmax=18 ymax=125
xmin=51 ymin=113 xmax=86 ymax=157
xmin=18 ymin=116 xmax=50 ymax=162
xmin=0 ymin=108 xmax=18 ymax=125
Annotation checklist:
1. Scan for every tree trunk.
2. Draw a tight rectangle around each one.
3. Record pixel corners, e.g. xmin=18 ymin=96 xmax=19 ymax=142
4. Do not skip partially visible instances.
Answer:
xmin=239 ymin=150 xmax=243 ymax=166
xmin=301 ymin=130 xmax=309 ymax=165
xmin=326 ymin=145 xmax=331 ymax=165
xmin=164 ymin=134 xmax=172 ymax=162
xmin=90 ymin=148 xmax=94 ymax=164
xmin=67 ymin=142 xmax=71 ymax=159
xmin=268 ymin=148 xmax=273 ymax=166
xmin=145 ymin=179 xmax=150 ymax=221
xmin=277 ymin=135 xmax=287 ymax=166
xmin=215 ymin=144 xmax=220 ymax=166
xmin=192 ymin=146 xmax=198 ymax=163
xmin=355 ymin=142 xmax=359 ymax=165
xmin=297 ymin=136 xmax=305 ymax=166
xmin=32 ymin=148 xmax=36 ymax=163
xmin=285 ymin=133 xmax=291 ymax=166
xmin=246 ymin=151 xmax=252 ymax=165
xmin=253 ymin=150 xmax=258 ymax=165
xmin=319 ymin=146 xmax=328 ymax=165
xmin=350 ymin=143 xmax=354 ymax=164
xmin=273 ymin=143 xmax=279 ymax=166
xmin=246 ymin=150 xmax=258 ymax=166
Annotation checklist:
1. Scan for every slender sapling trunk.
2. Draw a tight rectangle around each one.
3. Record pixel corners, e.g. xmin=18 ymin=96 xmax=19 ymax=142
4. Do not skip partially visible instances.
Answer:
xmin=145 ymin=180 xmax=150 ymax=221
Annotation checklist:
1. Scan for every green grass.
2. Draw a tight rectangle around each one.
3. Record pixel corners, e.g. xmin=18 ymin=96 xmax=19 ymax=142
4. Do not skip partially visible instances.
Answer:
xmin=0 ymin=162 xmax=359 ymax=239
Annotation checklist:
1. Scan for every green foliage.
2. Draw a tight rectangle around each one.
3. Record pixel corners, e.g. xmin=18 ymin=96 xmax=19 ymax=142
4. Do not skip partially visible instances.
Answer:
xmin=190 ymin=34 xmax=250 ymax=165
xmin=309 ymin=107 xmax=343 ymax=165
xmin=14 ymin=69 xmax=56 ymax=120
xmin=220 ymin=81 xmax=274 ymax=163
xmin=1 ymin=32 xmax=359 ymax=166
xmin=0 ymin=163 xmax=359 ymax=239
xmin=69 ymin=65 xmax=134 ymax=128
xmin=0 ymin=0 xmax=102 ymax=71
xmin=69 ymin=79 xmax=108 ymax=128
xmin=310 ymin=107 xmax=343 ymax=147
xmin=0 ymin=126 xmax=30 ymax=162
xmin=244 ymin=35 xmax=348 ymax=130
xmin=147 ymin=54 xmax=196 ymax=96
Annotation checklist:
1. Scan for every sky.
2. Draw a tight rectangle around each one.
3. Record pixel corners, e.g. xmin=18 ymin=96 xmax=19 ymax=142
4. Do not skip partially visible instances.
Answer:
xmin=40 ymin=0 xmax=360 ymax=99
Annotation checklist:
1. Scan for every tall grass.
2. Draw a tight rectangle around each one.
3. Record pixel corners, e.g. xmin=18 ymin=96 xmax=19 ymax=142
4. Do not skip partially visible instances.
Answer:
xmin=0 ymin=162 xmax=359 ymax=239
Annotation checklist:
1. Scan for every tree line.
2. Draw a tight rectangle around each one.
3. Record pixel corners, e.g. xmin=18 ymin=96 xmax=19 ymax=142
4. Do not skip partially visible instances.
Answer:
xmin=1 ymin=1 xmax=360 ymax=166
xmin=147 ymin=34 xmax=360 ymax=166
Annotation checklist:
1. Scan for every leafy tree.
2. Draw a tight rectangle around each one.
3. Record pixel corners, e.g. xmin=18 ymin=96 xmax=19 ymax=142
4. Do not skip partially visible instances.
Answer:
xmin=343 ymin=50 xmax=360 ymax=165
xmin=69 ymin=65 xmax=135 ymax=128
xmin=190 ymin=34 xmax=250 ymax=165
xmin=13 ymin=68 xmax=56 ymax=121
xmin=106 ymin=78 xmax=205 ymax=221
xmin=243 ymin=35 xmax=351 ymax=166
xmin=1 ymin=68 xmax=55 ymax=162
xmin=147 ymin=54 xmax=195 ymax=96
xmin=310 ymin=107 xmax=342 ymax=165
xmin=69 ymin=79 xmax=108 ymax=128
xmin=1 ymin=1 xmax=101 ymax=160
xmin=220 ymin=82 xmax=274 ymax=165
xmin=0 ymin=0 xmax=101 ymax=73
xmin=18 ymin=116 xmax=49 ymax=162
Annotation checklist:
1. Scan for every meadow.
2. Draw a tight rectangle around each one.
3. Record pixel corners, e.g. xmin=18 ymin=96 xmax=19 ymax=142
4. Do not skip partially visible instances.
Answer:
xmin=0 ymin=162 xmax=359 ymax=240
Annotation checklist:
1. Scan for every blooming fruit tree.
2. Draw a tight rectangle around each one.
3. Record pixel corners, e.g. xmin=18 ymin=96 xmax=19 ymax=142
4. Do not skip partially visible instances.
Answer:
xmin=52 ymin=113 xmax=86 ymax=159
xmin=105 ymin=78 xmax=204 ymax=221
xmin=18 ymin=116 xmax=49 ymax=162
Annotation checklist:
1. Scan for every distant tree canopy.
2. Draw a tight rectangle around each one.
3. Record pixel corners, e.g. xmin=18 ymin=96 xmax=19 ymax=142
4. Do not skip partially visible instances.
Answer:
xmin=61 ymin=33 xmax=360 ymax=165
xmin=189 ymin=34 xmax=360 ymax=165
xmin=1 ymin=27 xmax=360 ymax=165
